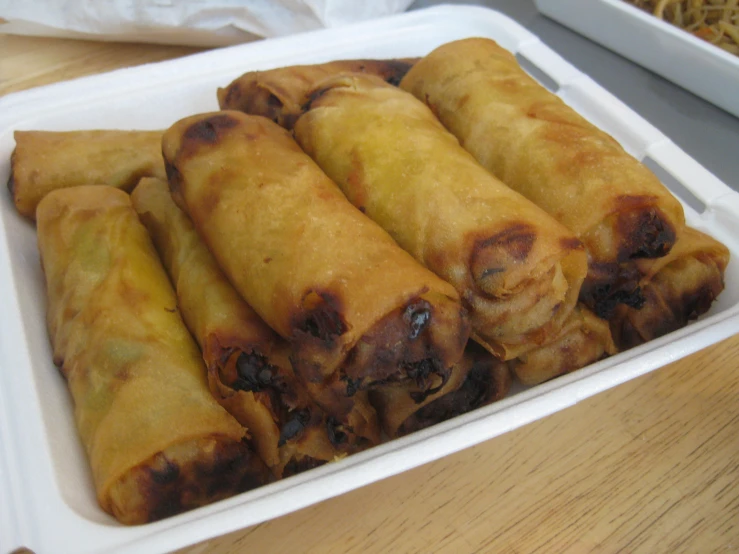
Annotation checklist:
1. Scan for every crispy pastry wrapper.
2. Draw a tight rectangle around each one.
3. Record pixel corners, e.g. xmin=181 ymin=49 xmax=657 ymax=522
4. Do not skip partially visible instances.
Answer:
xmin=610 ymin=227 xmax=730 ymax=350
xmin=162 ymin=111 xmax=469 ymax=438
xmin=293 ymin=74 xmax=587 ymax=360
xmin=131 ymin=177 xmax=365 ymax=477
xmin=10 ymin=130 xmax=165 ymax=220
xmin=36 ymin=186 xmax=270 ymax=525
xmin=400 ymin=38 xmax=686 ymax=317
xmin=370 ymin=341 xmax=511 ymax=438
xmin=217 ymin=58 xmax=418 ymax=130
xmin=510 ymin=304 xmax=617 ymax=386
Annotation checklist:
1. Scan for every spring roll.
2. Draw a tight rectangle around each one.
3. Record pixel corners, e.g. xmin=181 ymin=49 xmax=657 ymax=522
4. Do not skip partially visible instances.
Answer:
xmin=400 ymin=38 xmax=686 ymax=317
xmin=217 ymin=58 xmax=418 ymax=130
xmin=36 ymin=186 xmax=270 ymax=525
xmin=9 ymin=130 xmax=165 ymax=220
xmin=162 ymin=111 xmax=469 ymax=433
xmin=131 ymin=177 xmax=370 ymax=476
xmin=610 ymin=227 xmax=729 ymax=350
xmin=370 ymin=341 xmax=511 ymax=438
xmin=509 ymin=305 xmax=617 ymax=386
xmin=292 ymin=74 xmax=587 ymax=360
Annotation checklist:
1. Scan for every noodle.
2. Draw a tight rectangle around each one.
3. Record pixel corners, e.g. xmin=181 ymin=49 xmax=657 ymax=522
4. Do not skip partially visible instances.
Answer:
xmin=625 ymin=1 xmax=739 ymax=55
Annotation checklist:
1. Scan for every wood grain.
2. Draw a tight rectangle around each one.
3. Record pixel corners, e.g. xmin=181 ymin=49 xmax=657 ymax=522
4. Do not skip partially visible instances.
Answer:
xmin=2 ymin=32 xmax=738 ymax=554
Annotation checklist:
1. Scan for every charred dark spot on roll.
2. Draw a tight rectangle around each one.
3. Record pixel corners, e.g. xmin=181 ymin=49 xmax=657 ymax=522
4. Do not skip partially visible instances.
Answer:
xmin=282 ymin=456 xmax=326 ymax=478
xmin=470 ymin=224 xmax=537 ymax=290
xmin=164 ymin=158 xmax=183 ymax=197
xmin=343 ymin=376 xmax=362 ymax=397
xmin=182 ymin=113 xmax=240 ymax=146
xmin=7 ymin=167 xmax=15 ymax=196
xmin=613 ymin=257 xmax=725 ymax=350
xmin=581 ymin=262 xmax=644 ymax=319
xmin=326 ymin=416 xmax=348 ymax=446
xmin=148 ymin=457 xmax=179 ymax=485
xmin=293 ymin=290 xmax=348 ymax=345
xmin=403 ymin=299 xmax=432 ymax=340
xmin=278 ymin=409 xmax=311 ymax=446
xmin=381 ymin=59 xmax=419 ymax=86
xmin=616 ymin=205 xmax=676 ymax=261
xmin=399 ymin=351 xmax=507 ymax=436
xmin=232 ymin=351 xmax=281 ymax=393
xmin=302 ymin=84 xmax=336 ymax=113
xmin=482 ymin=224 xmax=536 ymax=262
xmin=406 ymin=358 xmax=451 ymax=403
xmin=220 ymin=82 xmax=242 ymax=109
xmin=133 ymin=438 xmax=270 ymax=524
xmin=560 ymin=236 xmax=584 ymax=252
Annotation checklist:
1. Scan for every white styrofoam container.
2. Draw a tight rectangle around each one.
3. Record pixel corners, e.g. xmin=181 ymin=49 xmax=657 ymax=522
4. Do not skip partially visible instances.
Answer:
xmin=0 ymin=5 xmax=738 ymax=554
xmin=534 ymin=0 xmax=739 ymax=119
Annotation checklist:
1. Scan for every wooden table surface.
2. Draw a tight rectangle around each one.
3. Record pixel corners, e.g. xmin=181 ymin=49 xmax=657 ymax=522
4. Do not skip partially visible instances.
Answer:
xmin=2 ymin=32 xmax=738 ymax=554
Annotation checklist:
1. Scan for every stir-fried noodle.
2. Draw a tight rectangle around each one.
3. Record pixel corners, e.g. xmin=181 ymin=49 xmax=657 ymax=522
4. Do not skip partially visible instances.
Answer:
xmin=626 ymin=0 xmax=739 ymax=55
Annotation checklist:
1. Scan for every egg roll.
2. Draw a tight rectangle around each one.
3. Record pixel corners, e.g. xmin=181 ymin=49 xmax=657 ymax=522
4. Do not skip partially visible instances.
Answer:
xmin=162 ymin=111 xmax=469 ymax=435
xmin=131 ymin=177 xmax=367 ymax=476
xmin=293 ymin=74 xmax=587 ymax=360
xmin=9 ymin=130 xmax=165 ymax=220
xmin=370 ymin=341 xmax=511 ymax=438
xmin=36 ymin=186 xmax=270 ymax=525
xmin=217 ymin=58 xmax=418 ymax=130
xmin=400 ymin=38 xmax=686 ymax=317
xmin=610 ymin=227 xmax=729 ymax=350
xmin=509 ymin=305 xmax=617 ymax=386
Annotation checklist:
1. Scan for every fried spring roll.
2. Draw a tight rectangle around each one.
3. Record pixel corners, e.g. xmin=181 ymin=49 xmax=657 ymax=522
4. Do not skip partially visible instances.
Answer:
xmin=293 ymin=74 xmax=587 ymax=360
xmin=509 ymin=305 xmax=617 ymax=386
xmin=10 ymin=130 xmax=165 ymax=220
xmin=36 ymin=186 xmax=270 ymax=525
xmin=131 ymin=177 xmax=368 ymax=476
xmin=162 ymin=111 xmax=469 ymax=432
xmin=370 ymin=342 xmax=511 ymax=438
xmin=400 ymin=38 xmax=686 ymax=317
xmin=610 ymin=227 xmax=729 ymax=350
xmin=217 ymin=58 xmax=418 ymax=130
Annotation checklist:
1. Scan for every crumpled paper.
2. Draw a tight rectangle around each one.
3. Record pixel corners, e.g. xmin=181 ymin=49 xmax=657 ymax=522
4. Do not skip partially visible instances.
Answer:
xmin=0 ymin=0 xmax=416 ymax=47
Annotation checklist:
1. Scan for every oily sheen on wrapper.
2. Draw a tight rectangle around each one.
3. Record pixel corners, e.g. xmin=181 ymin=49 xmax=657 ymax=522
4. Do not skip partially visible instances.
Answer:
xmin=131 ymin=177 xmax=372 ymax=476
xmin=293 ymin=74 xmax=587 ymax=360
xmin=161 ymin=111 xmax=470 ymax=431
xmin=218 ymin=58 xmax=418 ymax=130
xmin=610 ymin=227 xmax=730 ymax=350
xmin=36 ymin=186 xmax=270 ymax=525
xmin=10 ymin=130 xmax=165 ymax=219
xmin=400 ymin=38 xmax=686 ymax=318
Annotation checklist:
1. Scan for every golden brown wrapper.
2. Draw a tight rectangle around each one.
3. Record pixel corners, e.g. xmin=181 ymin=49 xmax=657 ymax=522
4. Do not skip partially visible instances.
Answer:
xmin=36 ymin=185 xmax=270 ymax=525
xmin=10 ymin=130 xmax=165 ymax=220
xmin=510 ymin=305 xmax=617 ymax=386
xmin=400 ymin=38 xmax=686 ymax=317
xmin=293 ymin=74 xmax=587 ymax=360
xmin=131 ymin=177 xmax=366 ymax=477
xmin=162 ymin=111 xmax=469 ymax=440
xmin=217 ymin=58 xmax=418 ymax=130
xmin=610 ymin=227 xmax=730 ymax=350
xmin=370 ymin=341 xmax=511 ymax=438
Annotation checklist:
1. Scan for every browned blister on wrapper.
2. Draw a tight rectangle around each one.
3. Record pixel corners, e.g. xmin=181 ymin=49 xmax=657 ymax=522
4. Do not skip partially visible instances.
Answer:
xmin=36 ymin=186 xmax=270 ymax=525
xmin=161 ymin=111 xmax=470 ymax=444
